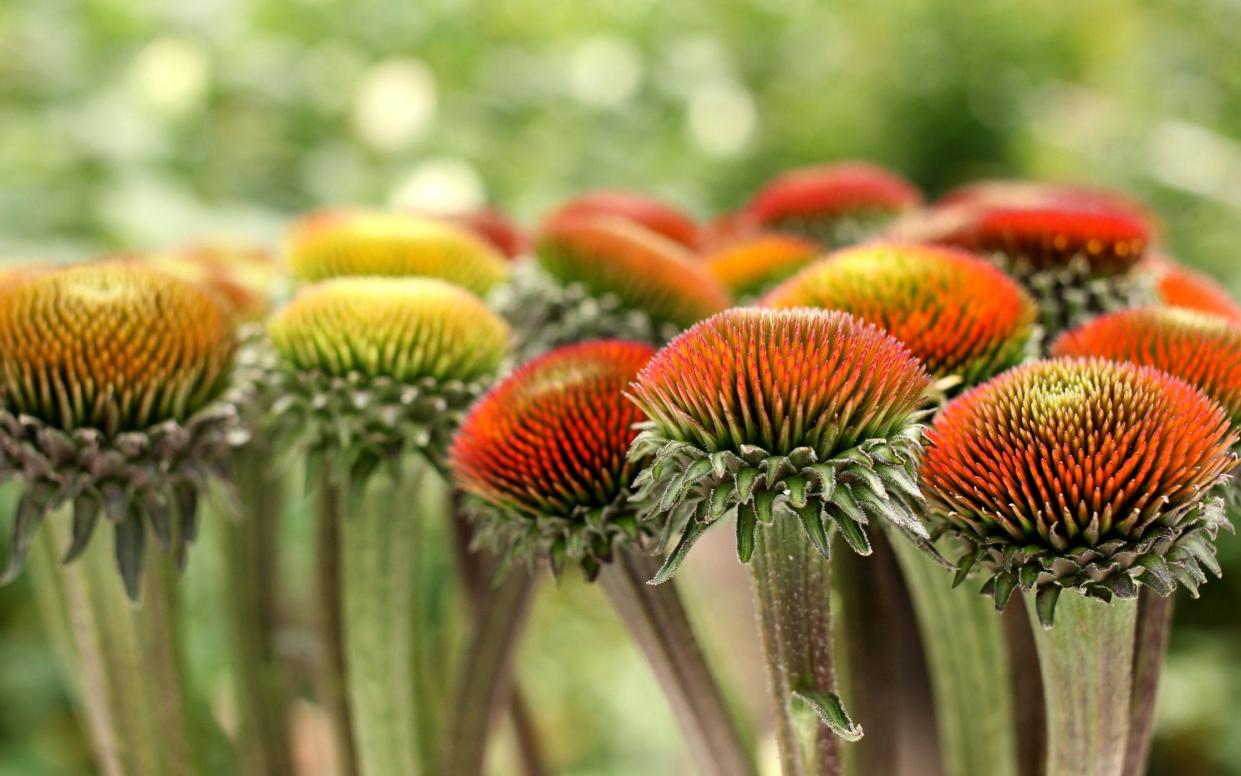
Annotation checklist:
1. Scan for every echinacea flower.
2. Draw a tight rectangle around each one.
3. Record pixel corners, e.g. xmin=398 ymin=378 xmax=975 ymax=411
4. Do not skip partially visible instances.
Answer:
xmin=628 ymin=307 xmax=934 ymax=578
xmin=429 ymin=207 xmax=528 ymax=259
xmin=284 ymin=209 xmax=510 ymax=295
xmin=743 ymin=162 xmax=921 ymax=247
xmin=0 ymin=263 xmax=244 ymax=596
xmin=930 ymin=205 xmax=1152 ymax=336
xmin=547 ymin=190 xmax=701 ymax=249
xmin=266 ymin=276 xmax=510 ymax=486
xmin=1143 ymin=256 xmax=1241 ymax=324
xmin=921 ymin=358 xmax=1237 ymax=624
xmin=762 ymin=243 xmax=1038 ymax=388
xmin=493 ymin=216 xmax=730 ymax=357
xmin=702 ymin=233 xmax=821 ymax=299
xmin=450 ymin=340 xmax=657 ymax=578
xmin=936 ymin=179 xmax=1157 ymax=230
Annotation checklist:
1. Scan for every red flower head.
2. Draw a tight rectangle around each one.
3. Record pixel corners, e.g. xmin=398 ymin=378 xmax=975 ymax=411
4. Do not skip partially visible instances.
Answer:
xmin=937 ymin=179 xmax=1157 ymax=230
xmin=744 ymin=162 xmax=921 ymax=246
xmin=546 ymin=190 xmax=701 ymax=249
xmin=627 ymin=308 xmax=933 ymax=577
xmin=426 ymin=207 xmax=529 ymax=259
xmin=450 ymin=340 xmax=657 ymax=576
xmin=1146 ymin=257 xmax=1241 ymax=324
xmin=703 ymin=233 xmax=821 ymax=298
xmin=922 ymin=358 xmax=1237 ymax=622
xmin=1052 ymin=307 xmax=1241 ymax=425
xmin=762 ymin=243 xmax=1037 ymax=386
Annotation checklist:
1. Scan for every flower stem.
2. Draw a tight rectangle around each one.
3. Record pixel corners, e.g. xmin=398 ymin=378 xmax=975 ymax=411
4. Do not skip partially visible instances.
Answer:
xmin=891 ymin=538 xmax=1018 ymax=776
xmin=599 ymin=547 xmax=754 ymax=776
xmin=1122 ymin=589 xmax=1175 ymax=776
xmin=29 ymin=508 xmax=222 ymax=776
xmin=445 ymin=565 xmax=540 ymax=776
xmin=316 ymin=480 xmax=359 ymax=776
xmin=750 ymin=514 xmax=849 ymax=776
xmin=1001 ymin=597 xmax=1046 ymax=776
xmin=1026 ymin=591 xmax=1138 ymax=776
xmin=221 ymin=445 xmax=294 ymax=776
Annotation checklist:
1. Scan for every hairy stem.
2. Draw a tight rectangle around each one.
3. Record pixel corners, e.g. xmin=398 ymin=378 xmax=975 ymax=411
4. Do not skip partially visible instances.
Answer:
xmin=30 ymin=509 xmax=219 ymax=776
xmin=750 ymin=514 xmax=846 ymax=776
xmin=446 ymin=566 xmax=539 ymax=776
xmin=599 ymin=547 xmax=754 ymax=776
xmin=1122 ymin=590 xmax=1175 ymax=776
xmin=222 ymin=446 xmax=294 ymax=776
xmin=892 ymin=538 xmax=1017 ymax=776
xmin=316 ymin=480 xmax=359 ymax=776
xmin=1027 ymin=592 xmax=1138 ymax=776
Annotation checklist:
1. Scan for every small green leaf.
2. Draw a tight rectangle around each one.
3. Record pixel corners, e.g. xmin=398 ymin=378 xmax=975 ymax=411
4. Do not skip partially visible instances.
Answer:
xmin=797 ymin=504 xmax=831 ymax=557
xmin=1035 ymin=585 xmax=1061 ymax=629
xmin=734 ymin=466 xmax=760 ymax=502
xmin=754 ymin=489 xmax=776 ymax=524
xmin=735 ymin=503 xmax=758 ymax=564
xmin=1 ymin=494 xmax=46 ymax=585
xmin=833 ymin=512 xmax=872 ymax=556
xmin=650 ymin=520 xmax=708 ymax=585
xmin=790 ymin=689 xmax=863 ymax=742
xmin=1136 ymin=554 xmax=1174 ymax=597
xmin=63 ymin=495 xmax=101 ymax=564
xmin=114 ymin=516 xmax=146 ymax=601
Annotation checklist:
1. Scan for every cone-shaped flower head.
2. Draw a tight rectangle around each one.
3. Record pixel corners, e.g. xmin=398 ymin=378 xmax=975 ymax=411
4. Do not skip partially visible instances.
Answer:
xmin=495 ymin=216 xmax=731 ymax=357
xmin=0 ymin=263 xmax=245 ymax=597
xmin=548 ymin=190 xmax=701 ymax=249
xmin=267 ymin=277 xmax=510 ymax=484
xmin=762 ymin=243 xmax=1038 ymax=388
xmin=450 ymin=340 xmax=657 ymax=577
xmin=744 ymin=162 xmax=921 ymax=247
xmin=1146 ymin=258 xmax=1241 ymax=324
xmin=937 ymin=179 xmax=1157 ymax=229
xmin=703 ymin=233 xmax=821 ymax=299
xmin=0 ymin=263 xmax=237 ymax=432
xmin=627 ymin=308 xmax=934 ymax=581
xmin=931 ymin=205 xmax=1153 ymax=337
xmin=430 ymin=208 xmax=528 ymax=259
xmin=1052 ymin=308 xmax=1241 ymax=425
xmin=922 ymin=358 xmax=1237 ymax=625
xmin=285 ymin=209 xmax=510 ymax=295
xmin=140 ymin=246 xmax=275 ymax=321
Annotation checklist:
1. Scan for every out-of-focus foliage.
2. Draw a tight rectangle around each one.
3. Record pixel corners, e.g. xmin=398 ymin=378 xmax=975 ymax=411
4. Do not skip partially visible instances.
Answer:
xmin=2 ymin=1 xmax=1241 ymax=774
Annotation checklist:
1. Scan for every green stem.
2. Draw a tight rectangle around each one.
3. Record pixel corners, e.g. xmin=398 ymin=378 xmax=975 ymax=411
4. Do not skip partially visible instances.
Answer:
xmin=1122 ymin=590 xmax=1175 ymax=776
xmin=599 ymin=548 xmax=754 ymax=776
xmin=835 ymin=532 xmax=940 ymax=776
xmin=316 ymin=480 xmax=359 ymax=776
xmin=446 ymin=566 xmax=540 ymax=776
xmin=222 ymin=446 xmax=294 ymax=776
xmin=892 ymin=538 xmax=1018 ymax=776
xmin=1026 ymin=592 xmax=1138 ymax=776
xmin=337 ymin=457 xmax=438 ymax=776
xmin=750 ymin=514 xmax=847 ymax=776
xmin=29 ymin=509 xmax=213 ymax=776
xmin=1002 ymin=597 xmax=1046 ymax=776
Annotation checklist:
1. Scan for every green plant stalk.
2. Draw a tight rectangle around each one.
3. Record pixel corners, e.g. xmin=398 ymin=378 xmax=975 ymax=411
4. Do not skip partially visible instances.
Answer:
xmin=1002 ymin=597 xmax=1046 ymax=776
xmin=1122 ymin=590 xmax=1175 ymax=776
xmin=835 ymin=532 xmax=941 ymax=776
xmin=891 ymin=537 xmax=1018 ymax=776
xmin=334 ymin=456 xmax=442 ymax=776
xmin=1026 ymin=591 xmax=1138 ymax=776
xmin=316 ymin=480 xmax=359 ymax=776
xmin=446 ymin=565 xmax=539 ymax=776
xmin=220 ymin=445 xmax=294 ymax=776
xmin=750 ymin=514 xmax=847 ymax=776
xmin=599 ymin=547 xmax=754 ymax=776
xmin=28 ymin=508 xmax=214 ymax=776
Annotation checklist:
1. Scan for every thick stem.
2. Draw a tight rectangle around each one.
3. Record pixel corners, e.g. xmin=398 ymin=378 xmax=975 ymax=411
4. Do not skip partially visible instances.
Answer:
xmin=1122 ymin=590 xmax=1175 ymax=776
xmin=448 ymin=499 xmax=547 ymax=776
xmin=1002 ymin=596 xmax=1045 ymax=776
xmin=222 ymin=447 xmax=294 ymax=776
xmin=598 ymin=547 xmax=754 ymax=776
xmin=446 ymin=566 xmax=540 ymax=776
xmin=338 ymin=458 xmax=437 ymax=776
xmin=29 ymin=509 xmax=215 ymax=776
xmin=1026 ymin=592 xmax=1138 ymax=776
xmin=316 ymin=480 xmax=359 ymax=776
xmin=836 ymin=532 xmax=941 ymax=776
xmin=750 ymin=515 xmax=844 ymax=776
xmin=892 ymin=539 xmax=1017 ymax=776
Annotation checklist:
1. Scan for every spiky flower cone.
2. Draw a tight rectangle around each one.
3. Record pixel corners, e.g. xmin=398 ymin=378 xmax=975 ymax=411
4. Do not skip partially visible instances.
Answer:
xmin=922 ymin=358 xmax=1237 ymax=621
xmin=493 ymin=216 xmax=730 ymax=357
xmin=144 ymin=244 xmax=281 ymax=321
xmin=267 ymin=276 xmax=509 ymax=487
xmin=628 ymin=308 xmax=932 ymax=774
xmin=449 ymin=340 xmax=752 ymax=776
xmin=548 ymin=190 xmax=701 ymax=248
xmin=427 ymin=207 xmax=528 ymax=259
xmin=1144 ymin=256 xmax=1241 ymax=324
xmin=762 ymin=243 xmax=1038 ymax=389
xmin=937 ymin=179 xmax=1157 ymax=228
xmin=931 ymin=205 xmax=1153 ymax=337
xmin=0 ymin=262 xmax=243 ymax=594
xmin=703 ymin=233 xmax=821 ymax=299
xmin=284 ymin=208 xmax=510 ymax=295
xmin=743 ymin=162 xmax=921 ymax=248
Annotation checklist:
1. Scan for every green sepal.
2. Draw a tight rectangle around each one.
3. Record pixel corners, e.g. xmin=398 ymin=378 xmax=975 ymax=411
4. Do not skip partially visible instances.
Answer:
xmin=736 ymin=503 xmax=758 ymax=563
xmin=797 ymin=503 xmax=831 ymax=558
xmin=790 ymin=689 xmax=864 ymax=743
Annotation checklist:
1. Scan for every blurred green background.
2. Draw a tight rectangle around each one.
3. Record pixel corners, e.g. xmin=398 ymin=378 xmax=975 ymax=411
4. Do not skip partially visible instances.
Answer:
xmin=3 ymin=0 xmax=1241 ymax=773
